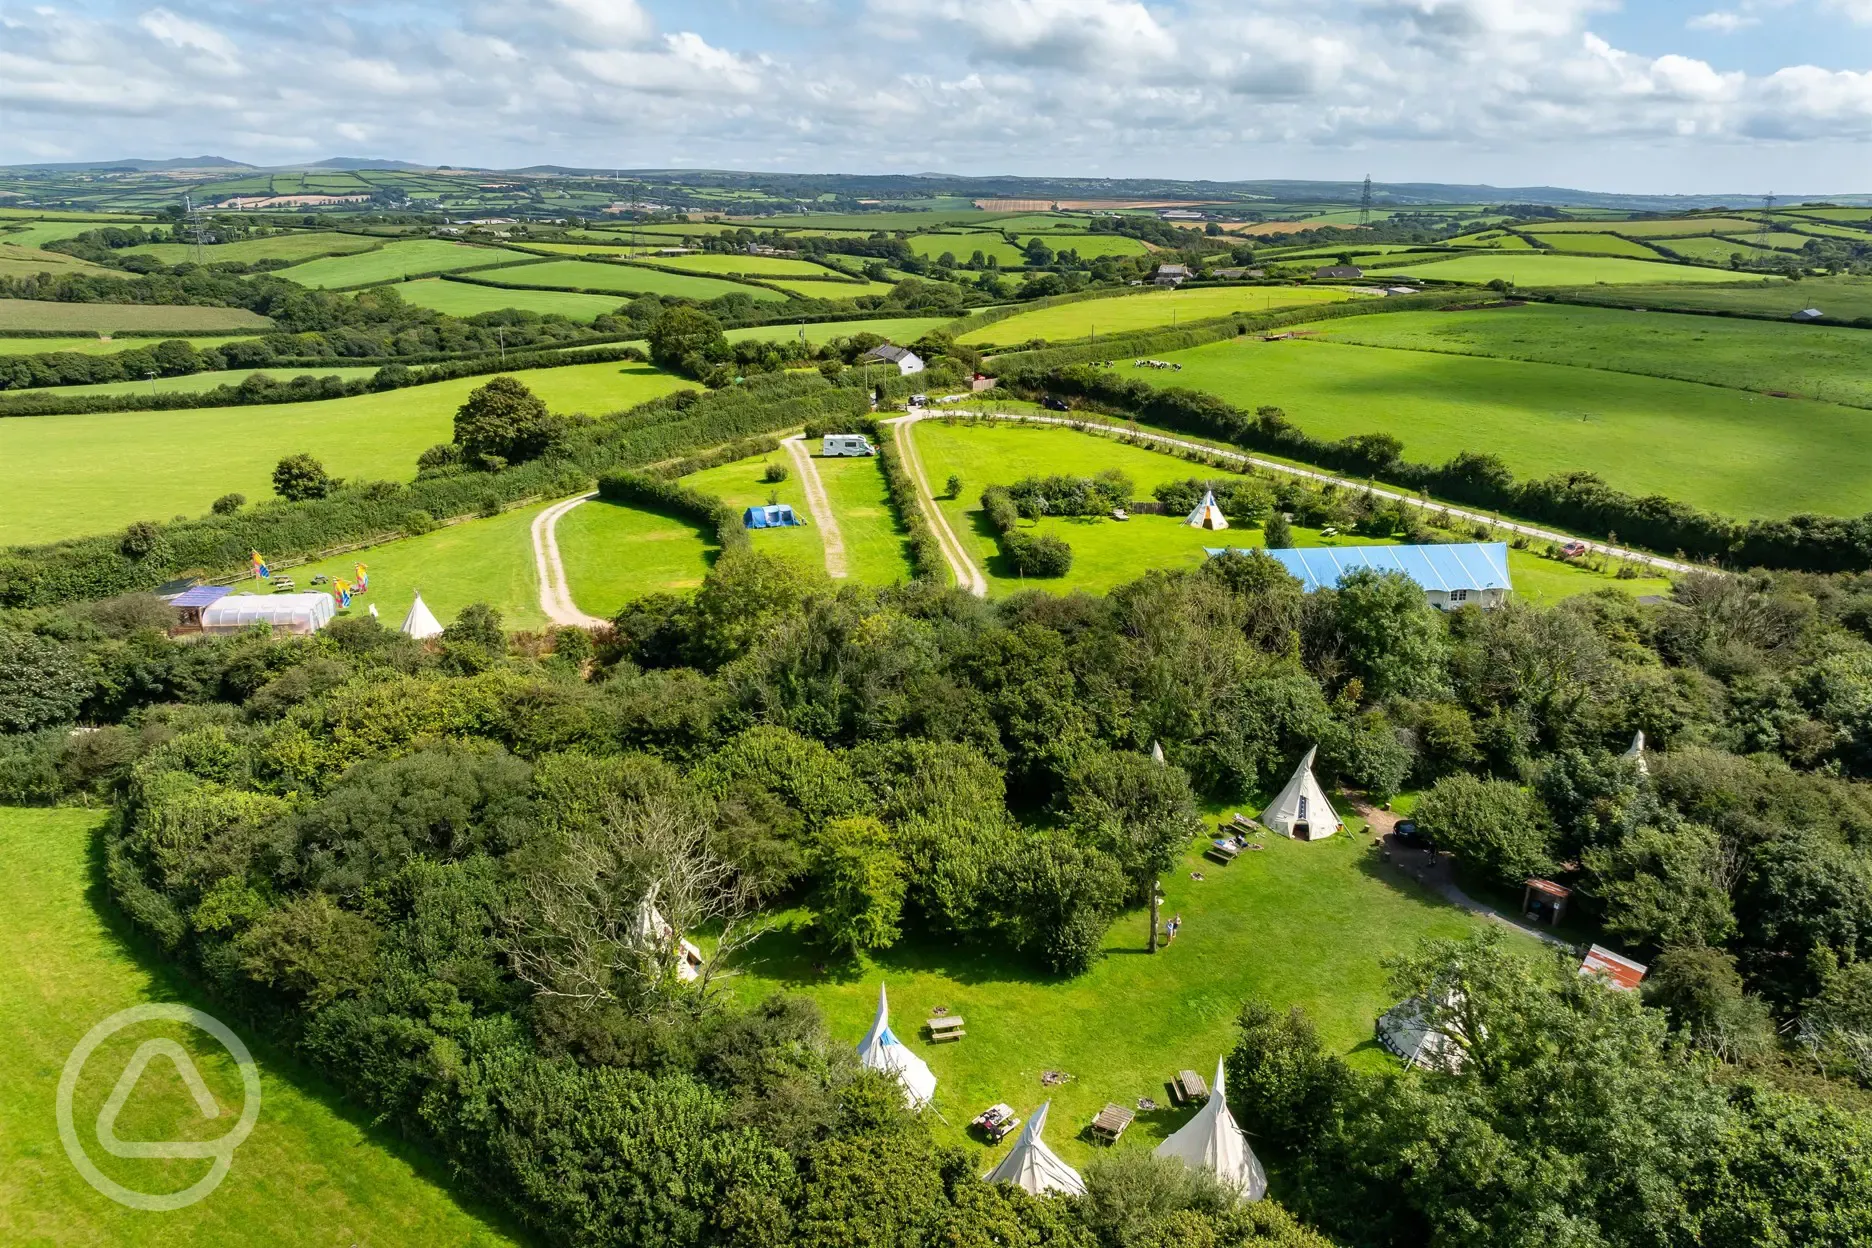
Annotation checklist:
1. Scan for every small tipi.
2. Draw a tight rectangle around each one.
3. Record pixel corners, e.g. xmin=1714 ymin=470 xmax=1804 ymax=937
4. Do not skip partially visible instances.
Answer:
xmin=1151 ymin=740 xmax=1166 ymax=766
xmin=401 ymin=591 xmax=444 ymax=640
xmin=984 ymin=1101 xmax=1085 ymax=1197
xmin=1185 ymin=490 xmax=1229 ymax=531
xmin=1154 ymin=1056 xmax=1267 ymax=1201
xmin=1377 ymin=992 xmax=1467 ymax=1072
xmin=1261 ymin=746 xmax=1341 ymax=841
xmin=633 ymin=884 xmax=704 ymax=982
xmin=1620 ymin=730 xmax=1649 ymax=776
xmin=856 ymin=984 xmax=937 ymax=1109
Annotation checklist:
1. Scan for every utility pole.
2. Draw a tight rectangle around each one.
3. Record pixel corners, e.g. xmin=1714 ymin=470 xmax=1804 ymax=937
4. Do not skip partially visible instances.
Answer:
xmin=1359 ymin=175 xmax=1374 ymax=226
xmin=1148 ymin=878 xmax=1162 ymax=953
xmin=1757 ymin=192 xmax=1776 ymax=248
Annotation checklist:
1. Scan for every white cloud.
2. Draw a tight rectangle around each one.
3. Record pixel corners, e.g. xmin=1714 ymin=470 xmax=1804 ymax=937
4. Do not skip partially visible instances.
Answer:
xmin=871 ymin=0 xmax=1178 ymax=69
xmin=1688 ymin=10 xmax=1760 ymax=31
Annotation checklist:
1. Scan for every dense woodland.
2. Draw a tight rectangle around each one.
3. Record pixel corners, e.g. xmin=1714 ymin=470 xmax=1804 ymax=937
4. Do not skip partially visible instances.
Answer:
xmin=3 ymin=542 xmax=1871 ymax=1245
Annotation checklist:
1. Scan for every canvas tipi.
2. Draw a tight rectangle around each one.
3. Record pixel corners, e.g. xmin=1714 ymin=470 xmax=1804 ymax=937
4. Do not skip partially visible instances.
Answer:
xmin=856 ymin=984 xmax=937 ymax=1109
xmin=1377 ymin=992 xmax=1467 ymax=1072
xmin=1154 ymin=1057 xmax=1267 ymax=1201
xmin=401 ymin=591 xmax=443 ymax=640
xmin=1261 ymin=746 xmax=1341 ymax=841
xmin=984 ymin=1101 xmax=1085 ymax=1197
xmin=1620 ymin=730 xmax=1649 ymax=776
xmin=632 ymin=884 xmax=704 ymax=982
xmin=1185 ymin=489 xmax=1229 ymax=531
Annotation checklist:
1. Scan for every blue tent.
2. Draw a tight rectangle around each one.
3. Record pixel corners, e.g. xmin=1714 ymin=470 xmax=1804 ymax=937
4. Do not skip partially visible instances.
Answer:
xmin=744 ymin=504 xmax=803 ymax=529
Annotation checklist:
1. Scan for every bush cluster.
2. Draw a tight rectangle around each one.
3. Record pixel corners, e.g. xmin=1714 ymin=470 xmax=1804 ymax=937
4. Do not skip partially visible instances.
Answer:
xmin=981 ymin=485 xmax=1074 ymax=577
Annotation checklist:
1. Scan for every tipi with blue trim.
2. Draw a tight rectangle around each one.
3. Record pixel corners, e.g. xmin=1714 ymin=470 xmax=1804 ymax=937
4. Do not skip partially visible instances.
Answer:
xmin=855 ymin=983 xmax=937 ymax=1109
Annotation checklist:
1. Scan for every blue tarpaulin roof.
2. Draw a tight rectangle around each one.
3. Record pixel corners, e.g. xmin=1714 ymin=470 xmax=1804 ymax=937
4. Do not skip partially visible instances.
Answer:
xmin=168 ymin=584 xmax=232 ymax=608
xmin=1205 ymin=543 xmax=1512 ymax=594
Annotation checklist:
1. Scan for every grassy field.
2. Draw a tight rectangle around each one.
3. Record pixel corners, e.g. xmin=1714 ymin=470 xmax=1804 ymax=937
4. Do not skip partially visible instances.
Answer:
xmin=0 ymin=244 xmax=126 ymax=280
xmin=911 ymin=421 xmax=1670 ymax=599
xmin=1308 ymin=304 xmax=1872 ymax=407
xmin=1529 ymin=217 xmax=1765 ymax=236
xmin=766 ymin=279 xmax=898 ymax=301
xmin=1652 ymin=237 xmax=1774 ymax=264
xmin=0 ymin=220 xmax=132 ymax=247
xmin=557 ymin=500 xmax=718 ymax=612
xmin=1445 ymin=231 xmax=1536 ymax=250
xmin=724 ymin=317 xmax=952 ymax=347
xmin=1139 ymin=336 xmax=1872 ymax=520
xmin=731 ymin=816 xmax=1485 ymax=1167
xmin=0 ymin=335 xmax=259 ymax=357
xmin=814 ymin=452 xmax=918 ymax=583
xmin=686 ymin=453 xmax=826 ymax=571
xmin=1366 ymin=251 xmax=1778 ymax=286
xmin=1549 ymin=274 xmax=1872 ymax=321
xmin=9 ymin=366 xmax=378 ymax=399
xmin=0 ymin=302 xmax=273 ymax=334
xmin=0 ymin=807 xmax=520 ymax=1246
xmin=276 ymin=241 xmax=520 ymax=289
xmin=120 ymin=233 xmax=380 ymax=267
xmin=649 ymin=254 xmax=847 ymax=278
xmin=0 ymin=360 xmax=691 ymax=545
xmin=228 ymin=502 xmax=548 ymax=631
xmin=487 ymin=260 xmax=788 ymax=301
xmin=385 ymin=279 xmax=628 ymax=322
xmin=1526 ymin=233 xmax=1663 ymax=259
xmin=960 ymin=287 xmax=1359 ymax=347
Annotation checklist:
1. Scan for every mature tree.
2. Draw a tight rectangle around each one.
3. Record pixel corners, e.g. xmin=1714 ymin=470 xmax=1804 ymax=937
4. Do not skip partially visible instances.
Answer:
xmin=1583 ymin=821 xmax=1737 ymax=950
xmin=1334 ymin=568 xmax=1445 ymax=699
xmin=453 ymin=376 xmax=558 ymax=470
xmin=646 ymin=307 xmax=728 ymax=374
xmin=0 ymin=631 xmax=91 ymax=732
xmin=272 ymin=452 xmax=336 ymax=501
xmin=1263 ymin=510 xmax=1295 ymax=549
xmin=1643 ymin=944 xmax=1774 ymax=1061
xmin=1414 ymin=773 xmax=1554 ymax=889
xmin=1060 ymin=747 xmax=1205 ymax=899
xmin=812 ymin=815 xmax=905 ymax=954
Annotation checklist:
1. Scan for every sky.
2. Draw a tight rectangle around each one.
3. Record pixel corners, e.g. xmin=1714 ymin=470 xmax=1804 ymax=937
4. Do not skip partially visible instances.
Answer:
xmin=3 ymin=0 xmax=1872 ymax=193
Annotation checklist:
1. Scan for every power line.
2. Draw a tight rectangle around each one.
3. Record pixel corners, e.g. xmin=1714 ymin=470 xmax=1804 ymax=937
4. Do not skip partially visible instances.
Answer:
xmin=1757 ymin=192 xmax=1776 ymax=248
xmin=1359 ymin=175 xmax=1374 ymax=226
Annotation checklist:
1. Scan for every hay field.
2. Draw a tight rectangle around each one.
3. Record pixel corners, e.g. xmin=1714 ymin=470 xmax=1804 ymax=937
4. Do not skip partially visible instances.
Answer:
xmin=1528 ymin=233 xmax=1664 ymax=258
xmin=1529 ymin=217 xmax=1765 ymax=236
xmin=724 ymin=316 xmax=951 ymax=346
xmin=120 ymin=233 xmax=380 ymax=266
xmin=0 ymin=301 xmax=273 ymax=333
xmin=0 ymin=244 xmax=125 ymax=280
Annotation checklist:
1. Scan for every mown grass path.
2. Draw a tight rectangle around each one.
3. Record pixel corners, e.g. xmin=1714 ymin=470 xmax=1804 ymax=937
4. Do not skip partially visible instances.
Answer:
xmin=784 ymin=435 xmax=849 ymax=578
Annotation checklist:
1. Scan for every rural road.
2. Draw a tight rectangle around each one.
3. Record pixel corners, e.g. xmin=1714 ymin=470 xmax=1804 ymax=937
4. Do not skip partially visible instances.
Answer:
xmin=784 ymin=435 xmax=849 ymax=579
xmin=887 ymin=415 xmax=988 ymax=596
xmin=532 ymin=493 xmax=608 ymax=629
xmin=948 ymin=409 xmax=1705 ymax=577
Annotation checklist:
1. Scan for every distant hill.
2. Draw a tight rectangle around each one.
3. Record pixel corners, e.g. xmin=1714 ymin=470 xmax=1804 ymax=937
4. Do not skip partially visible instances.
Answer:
xmin=308 ymin=157 xmax=433 ymax=172
xmin=1 ymin=156 xmax=255 ymax=173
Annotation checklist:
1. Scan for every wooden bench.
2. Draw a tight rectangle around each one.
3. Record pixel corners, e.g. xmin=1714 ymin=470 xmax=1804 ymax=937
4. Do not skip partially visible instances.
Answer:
xmin=1172 ymin=1069 xmax=1208 ymax=1105
xmin=1205 ymin=839 xmax=1241 ymax=865
xmin=927 ymin=1015 xmax=966 ymax=1042
xmin=1089 ymin=1102 xmax=1135 ymax=1145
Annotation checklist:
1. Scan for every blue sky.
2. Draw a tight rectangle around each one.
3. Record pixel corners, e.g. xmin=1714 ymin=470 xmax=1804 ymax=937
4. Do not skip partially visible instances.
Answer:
xmin=3 ymin=0 xmax=1872 ymax=192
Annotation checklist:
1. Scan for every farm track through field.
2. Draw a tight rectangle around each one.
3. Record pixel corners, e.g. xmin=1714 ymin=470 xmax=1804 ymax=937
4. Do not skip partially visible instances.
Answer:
xmin=784 ymin=435 xmax=849 ymax=578
xmin=943 ymin=411 xmax=1705 ymax=577
xmin=533 ymin=492 xmax=607 ymax=628
xmin=887 ymin=414 xmax=987 ymax=595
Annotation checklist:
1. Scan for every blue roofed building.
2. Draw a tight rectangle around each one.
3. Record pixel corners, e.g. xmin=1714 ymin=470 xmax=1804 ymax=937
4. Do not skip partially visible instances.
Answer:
xmin=1205 ymin=543 xmax=1513 ymax=610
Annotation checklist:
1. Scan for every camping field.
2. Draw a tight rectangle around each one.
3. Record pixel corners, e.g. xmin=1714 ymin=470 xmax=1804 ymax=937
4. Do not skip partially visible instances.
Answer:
xmin=685 ymin=451 xmax=828 ymax=572
xmin=384 ymin=278 xmax=629 ymax=322
xmin=0 ymin=359 xmax=691 ymax=545
xmin=958 ymin=286 xmax=1360 ymax=347
xmin=1363 ymin=251 xmax=1779 ymax=286
xmin=480 ymin=259 xmax=789 ymax=301
xmin=274 ymin=240 xmax=522 ymax=288
xmin=0 ymin=301 xmax=274 ymax=334
xmin=1136 ymin=335 xmax=1872 ymax=519
xmin=814 ymin=451 xmax=918 ymax=584
xmin=0 ymin=807 xmax=520 ymax=1247
xmin=557 ymin=499 xmax=718 ymax=612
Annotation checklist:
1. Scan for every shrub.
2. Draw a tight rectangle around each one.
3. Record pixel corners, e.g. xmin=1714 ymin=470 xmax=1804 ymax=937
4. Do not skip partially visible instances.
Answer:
xmin=211 ymin=493 xmax=245 ymax=516
xmin=273 ymin=453 xmax=336 ymax=502
xmin=761 ymin=461 xmax=789 ymax=484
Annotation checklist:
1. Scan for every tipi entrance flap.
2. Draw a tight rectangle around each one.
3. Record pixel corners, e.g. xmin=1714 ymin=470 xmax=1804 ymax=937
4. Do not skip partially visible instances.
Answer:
xmin=1261 ymin=745 xmax=1341 ymax=840
xmin=1185 ymin=489 xmax=1229 ymax=531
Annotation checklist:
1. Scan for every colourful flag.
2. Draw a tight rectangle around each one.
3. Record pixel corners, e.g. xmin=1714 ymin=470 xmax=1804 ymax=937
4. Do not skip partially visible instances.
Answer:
xmin=334 ymin=578 xmax=352 ymax=609
xmin=250 ymin=550 xmax=270 ymax=580
xmin=354 ymin=563 xmax=369 ymax=593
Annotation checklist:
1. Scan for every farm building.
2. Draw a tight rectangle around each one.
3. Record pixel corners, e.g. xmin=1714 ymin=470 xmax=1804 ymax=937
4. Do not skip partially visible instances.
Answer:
xmin=1154 ymin=263 xmax=1192 ymax=286
xmin=1211 ymin=267 xmax=1265 ymax=280
xmin=744 ymin=503 xmax=803 ymax=528
xmin=165 ymin=583 xmax=230 ymax=631
xmin=1314 ymin=265 xmax=1364 ymax=279
xmin=1579 ymin=945 xmax=1648 ymax=992
xmin=1792 ymin=308 xmax=1825 ymax=322
xmin=1211 ymin=543 xmax=1513 ymax=610
xmin=197 ymin=593 xmax=335 ymax=636
xmin=862 ymin=343 xmax=925 ymax=376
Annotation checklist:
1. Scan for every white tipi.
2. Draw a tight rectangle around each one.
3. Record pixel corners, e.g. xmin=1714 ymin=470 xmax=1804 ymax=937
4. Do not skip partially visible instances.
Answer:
xmin=984 ymin=1101 xmax=1085 ymax=1197
xmin=1261 ymin=746 xmax=1341 ymax=841
xmin=400 ymin=591 xmax=444 ymax=640
xmin=1154 ymin=1056 xmax=1267 ymax=1202
xmin=1151 ymin=740 xmax=1166 ymax=766
xmin=855 ymin=984 xmax=937 ymax=1109
xmin=1620 ymin=730 xmax=1649 ymax=776
xmin=632 ymin=884 xmax=704 ymax=982
xmin=1185 ymin=490 xmax=1230 ymax=531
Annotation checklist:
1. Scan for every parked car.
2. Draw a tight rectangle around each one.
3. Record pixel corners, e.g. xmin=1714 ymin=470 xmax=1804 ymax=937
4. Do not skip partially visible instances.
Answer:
xmin=1041 ymin=394 xmax=1070 ymax=412
xmin=1393 ymin=819 xmax=1433 ymax=850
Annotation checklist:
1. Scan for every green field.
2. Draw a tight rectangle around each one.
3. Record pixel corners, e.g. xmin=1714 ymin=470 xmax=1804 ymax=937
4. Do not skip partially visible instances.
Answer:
xmin=732 ymin=815 xmax=1485 ymax=1167
xmin=0 ymin=335 xmax=258 ymax=357
xmin=0 ymin=807 xmax=519 ymax=1247
xmin=557 ymin=500 xmax=718 ymax=612
xmin=9 ymin=366 xmax=378 ymax=399
xmin=488 ymin=260 xmax=788 ymax=301
xmin=1527 ymin=232 xmax=1663 ymax=258
xmin=228 ymin=501 xmax=548 ymax=631
xmin=685 ymin=453 xmax=826 ymax=571
xmin=907 ymin=234 xmax=1028 ymax=267
xmin=1736 ymin=232 xmax=1820 ymax=252
xmin=913 ymin=421 xmax=1669 ymax=599
xmin=277 ymin=241 xmax=521 ymax=289
xmin=120 ymin=232 xmax=381 ymax=267
xmin=1550 ymin=273 xmax=1872 ymax=321
xmin=0 ymin=360 xmax=691 ymax=545
xmin=649 ymin=254 xmax=849 ymax=278
xmin=767 ymin=279 xmax=898 ymax=301
xmin=1140 ymin=336 xmax=1872 ymax=520
xmin=1652 ymin=236 xmax=1774 ymax=264
xmin=0 ymin=220 xmax=131 ymax=247
xmin=815 ymin=452 xmax=917 ymax=583
xmin=1309 ymin=304 xmax=1872 ymax=407
xmin=1529 ymin=217 xmax=1765 ymax=236
xmin=385 ymin=279 xmax=629 ymax=322
xmin=1445 ymin=231 xmax=1536 ymax=250
xmin=0 ymin=244 xmax=125 ymax=280
xmin=729 ymin=211 xmax=1006 ymax=231
xmin=0 ymin=301 xmax=274 ymax=334
xmin=1035 ymin=234 xmax=1154 ymax=259
xmin=959 ymin=286 xmax=1359 ymax=346
xmin=1367 ymin=251 xmax=1776 ymax=286
xmin=724 ymin=317 xmax=952 ymax=347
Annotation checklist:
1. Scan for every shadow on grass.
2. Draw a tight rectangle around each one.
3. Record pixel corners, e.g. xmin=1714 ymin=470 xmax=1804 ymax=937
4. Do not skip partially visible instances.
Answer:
xmin=582 ymin=497 xmax=723 ymax=571
xmin=737 ymin=909 xmax=1079 ymax=992
xmin=80 ymin=821 xmax=536 ymax=1247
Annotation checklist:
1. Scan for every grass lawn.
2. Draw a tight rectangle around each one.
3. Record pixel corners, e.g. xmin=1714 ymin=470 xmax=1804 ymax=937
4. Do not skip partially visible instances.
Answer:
xmin=724 ymin=317 xmax=953 ymax=347
xmin=685 ymin=453 xmax=826 ymax=572
xmin=1307 ymin=303 xmax=1872 ymax=408
xmin=910 ymin=421 xmax=1669 ymax=600
xmin=1525 ymin=233 xmax=1664 ymax=259
xmin=0 ymin=301 xmax=273 ymax=334
xmin=0 ymin=807 xmax=520 ymax=1246
xmin=1364 ymin=251 xmax=1777 ymax=286
xmin=0 ymin=360 xmax=691 ymax=546
xmin=814 ymin=452 xmax=918 ymax=584
xmin=8 ymin=366 xmax=378 ymax=399
xmin=1139 ymin=336 xmax=1872 ymax=520
xmin=730 ymin=818 xmax=1485 ymax=1168
xmin=766 ymin=280 xmax=898 ymax=301
xmin=959 ymin=287 xmax=1361 ymax=347
xmin=120 ymin=232 xmax=380 ymax=267
xmin=0 ymin=335 xmax=259 ymax=357
xmin=385 ymin=279 xmax=629 ymax=322
xmin=557 ymin=500 xmax=718 ymax=613
xmin=1550 ymin=274 xmax=1872 ymax=321
xmin=0 ymin=244 xmax=127 ymax=280
xmin=487 ymin=260 xmax=788 ymax=302
xmin=276 ymin=241 xmax=523 ymax=289
xmin=227 ymin=502 xmax=550 ymax=632
xmin=650 ymin=254 xmax=848 ymax=278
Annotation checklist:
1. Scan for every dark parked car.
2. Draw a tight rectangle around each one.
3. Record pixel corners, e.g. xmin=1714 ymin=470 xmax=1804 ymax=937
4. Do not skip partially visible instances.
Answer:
xmin=1041 ymin=394 xmax=1070 ymax=412
xmin=1393 ymin=819 xmax=1433 ymax=850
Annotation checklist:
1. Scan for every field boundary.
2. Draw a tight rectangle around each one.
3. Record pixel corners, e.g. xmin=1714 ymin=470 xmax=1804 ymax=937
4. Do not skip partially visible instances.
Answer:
xmin=886 ymin=414 xmax=986 ymax=594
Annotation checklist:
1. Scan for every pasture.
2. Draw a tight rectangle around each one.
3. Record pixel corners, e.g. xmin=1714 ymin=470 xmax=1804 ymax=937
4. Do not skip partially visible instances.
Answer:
xmin=1445 ymin=231 xmax=1535 ymax=249
xmin=957 ymin=286 xmax=1359 ymax=346
xmin=1139 ymin=335 xmax=1872 ymax=520
xmin=1653 ymin=236 xmax=1774 ymax=263
xmin=276 ymin=240 xmax=520 ymax=289
xmin=766 ymin=279 xmax=899 ymax=300
xmin=8 ymin=365 xmax=378 ymax=399
xmin=1528 ymin=216 xmax=1766 ymax=236
xmin=724 ymin=316 xmax=951 ymax=346
xmin=1307 ymin=304 xmax=1872 ymax=408
xmin=648 ymin=254 xmax=848 ymax=278
xmin=1552 ymin=273 xmax=1872 ymax=321
xmin=0 ymin=335 xmax=258 ymax=356
xmin=0 ymin=807 xmax=520 ymax=1247
xmin=120 ymin=233 xmax=381 ymax=267
xmin=484 ymin=259 xmax=788 ymax=302
xmin=385 ymin=279 xmax=628 ymax=322
xmin=0 ymin=301 xmax=273 ymax=334
xmin=907 ymin=234 xmax=1030 ymax=267
xmin=1365 ymin=251 xmax=1775 ymax=286
xmin=1526 ymin=233 xmax=1663 ymax=258
xmin=0 ymin=220 xmax=132 ymax=247
xmin=0 ymin=359 xmax=691 ymax=545
xmin=0 ymin=244 xmax=124 ymax=280
xmin=557 ymin=500 xmax=718 ymax=611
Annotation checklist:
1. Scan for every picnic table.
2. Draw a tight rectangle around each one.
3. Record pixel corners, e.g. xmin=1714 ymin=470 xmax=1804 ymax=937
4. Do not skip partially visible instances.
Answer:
xmin=972 ymin=1103 xmax=1020 ymax=1143
xmin=927 ymin=1015 xmax=967 ymax=1042
xmin=1205 ymin=839 xmax=1241 ymax=865
xmin=1089 ymin=1102 xmax=1135 ymax=1144
xmin=1172 ymin=1069 xmax=1208 ymax=1105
